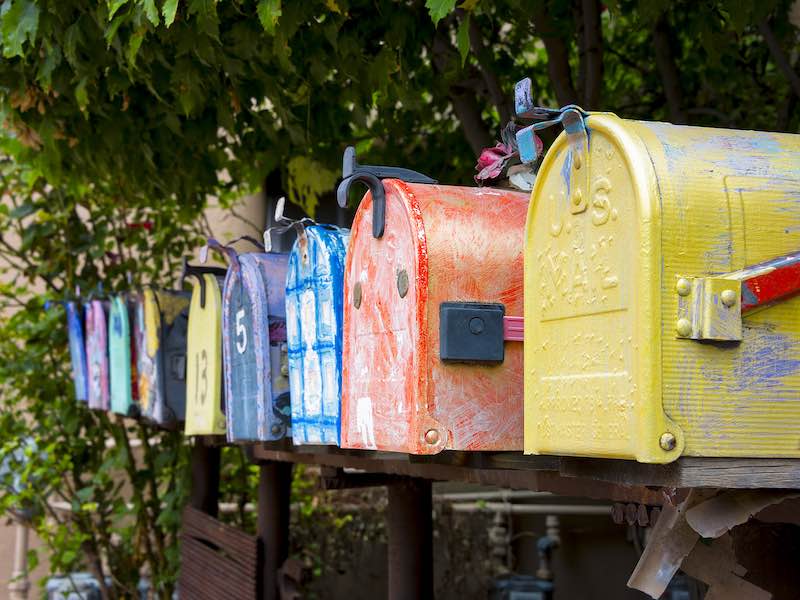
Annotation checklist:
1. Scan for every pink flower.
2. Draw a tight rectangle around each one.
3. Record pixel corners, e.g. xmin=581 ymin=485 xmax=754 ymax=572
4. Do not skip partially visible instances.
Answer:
xmin=474 ymin=142 xmax=514 ymax=183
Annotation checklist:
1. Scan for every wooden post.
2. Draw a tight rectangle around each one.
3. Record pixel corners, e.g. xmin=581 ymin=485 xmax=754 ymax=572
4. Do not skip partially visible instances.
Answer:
xmin=257 ymin=461 xmax=293 ymax=600
xmin=190 ymin=437 xmax=220 ymax=517
xmin=387 ymin=478 xmax=433 ymax=600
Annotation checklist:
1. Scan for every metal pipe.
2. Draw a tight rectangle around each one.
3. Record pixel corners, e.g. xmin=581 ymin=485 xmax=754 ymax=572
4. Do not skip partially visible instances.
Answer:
xmin=433 ymin=491 xmax=551 ymax=502
xmin=450 ymin=502 xmax=610 ymax=516
xmin=8 ymin=522 xmax=29 ymax=600
xmin=257 ymin=461 xmax=292 ymax=600
xmin=387 ymin=478 xmax=433 ymax=600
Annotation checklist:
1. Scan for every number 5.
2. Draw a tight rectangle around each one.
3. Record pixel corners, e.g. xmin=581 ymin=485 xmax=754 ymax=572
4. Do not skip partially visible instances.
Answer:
xmin=236 ymin=308 xmax=247 ymax=354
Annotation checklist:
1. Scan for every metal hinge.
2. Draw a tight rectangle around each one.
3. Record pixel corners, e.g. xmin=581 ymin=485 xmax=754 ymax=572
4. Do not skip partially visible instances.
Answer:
xmin=676 ymin=251 xmax=800 ymax=342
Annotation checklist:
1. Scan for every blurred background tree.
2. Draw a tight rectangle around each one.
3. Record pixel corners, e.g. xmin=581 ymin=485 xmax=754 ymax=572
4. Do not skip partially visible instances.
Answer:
xmin=0 ymin=0 xmax=797 ymax=597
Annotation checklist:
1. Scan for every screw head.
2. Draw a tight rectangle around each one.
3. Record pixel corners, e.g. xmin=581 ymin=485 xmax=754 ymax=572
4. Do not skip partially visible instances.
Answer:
xmin=676 ymin=318 xmax=692 ymax=337
xmin=353 ymin=282 xmax=362 ymax=309
xmin=271 ymin=424 xmax=283 ymax=436
xmin=397 ymin=269 xmax=409 ymax=298
xmin=659 ymin=432 xmax=677 ymax=451
xmin=424 ymin=429 xmax=440 ymax=445
xmin=721 ymin=289 xmax=737 ymax=307
xmin=676 ymin=278 xmax=691 ymax=296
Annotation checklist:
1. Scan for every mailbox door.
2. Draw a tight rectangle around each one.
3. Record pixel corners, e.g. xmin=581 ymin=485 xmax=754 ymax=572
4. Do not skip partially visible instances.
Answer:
xmin=136 ymin=289 xmax=162 ymax=423
xmin=85 ymin=300 xmax=110 ymax=411
xmin=525 ymin=115 xmax=671 ymax=462
xmin=109 ymin=295 xmax=133 ymax=415
xmin=185 ymin=274 xmax=226 ymax=436
xmin=66 ymin=301 xmax=88 ymax=402
xmin=223 ymin=254 xmax=289 ymax=441
xmin=160 ymin=292 xmax=189 ymax=426
xmin=286 ymin=226 xmax=349 ymax=445
xmin=341 ymin=182 xmax=426 ymax=452
xmin=418 ymin=184 xmax=528 ymax=451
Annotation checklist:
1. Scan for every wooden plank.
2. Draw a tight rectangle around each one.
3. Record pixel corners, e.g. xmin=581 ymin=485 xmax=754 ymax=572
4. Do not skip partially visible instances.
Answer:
xmin=251 ymin=443 xmax=800 ymax=492
xmin=251 ymin=446 xmax=664 ymax=504
xmin=558 ymin=457 xmax=800 ymax=489
xmin=179 ymin=507 xmax=259 ymax=600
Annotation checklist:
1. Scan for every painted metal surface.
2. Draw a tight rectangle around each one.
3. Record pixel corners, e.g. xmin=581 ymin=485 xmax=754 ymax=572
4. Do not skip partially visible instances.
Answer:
xmin=285 ymin=224 xmax=350 ymax=445
xmin=65 ymin=301 xmax=88 ymax=402
xmin=222 ymin=252 xmax=290 ymax=442
xmin=341 ymin=180 xmax=529 ymax=454
xmin=134 ymin=288 xmax=190 ymax=428
xmin=109 ymin=295 xmax=138 ymax=416
xmin=85 ymin=299 xmax=110 ymax=411
xmin=524 ymin=112 xmax=800 ymax=462
xmin=185 ymin=274 xmax=227 ymax=436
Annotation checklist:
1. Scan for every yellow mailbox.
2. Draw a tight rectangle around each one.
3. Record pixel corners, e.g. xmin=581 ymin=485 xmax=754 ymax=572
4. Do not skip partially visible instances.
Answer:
xmin=518 ymin=82 xmax=800 ymax=463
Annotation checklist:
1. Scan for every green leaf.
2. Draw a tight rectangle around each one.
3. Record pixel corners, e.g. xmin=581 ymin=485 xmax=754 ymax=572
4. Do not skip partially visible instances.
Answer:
xmin=74 ymin=77 xmax=89 ymax=112
xmin=107 ymin=0 xmax=129 ymax=20
xmin=456 ymin=14 xmax=469 ymax=65
xmin=143 ymin=0 xmax=160 ymax=25
xmin=126 ymin=28 xmax=145 ymax=64
xmin=458 ymin=0 xmax=479 ymax=9
xmin=1 ymin=0 xmax=40 ymax=58
xmin=257 ymin=0 xmax=281 ymax=35
xmin=425 ymin=0 xmax=456 ymax=26
xmin=162 ymin=0 xmax=179 ymax=27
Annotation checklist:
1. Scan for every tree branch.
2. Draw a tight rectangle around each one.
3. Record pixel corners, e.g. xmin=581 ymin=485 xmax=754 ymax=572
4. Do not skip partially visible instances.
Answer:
xmin=758 ymin=18 xmax=800 ymax=101
xmin=652 ymin=13 xmax=687 ymax=124
xmin=579 ymin=0 xmax=603 ymax=109
xmin=431 ymin=27 xmax=493 ymax=156
xmin=531 ymin=3 xmax=579 ymax=106
xmin=467 ymin=15 xmax=512 ymax=123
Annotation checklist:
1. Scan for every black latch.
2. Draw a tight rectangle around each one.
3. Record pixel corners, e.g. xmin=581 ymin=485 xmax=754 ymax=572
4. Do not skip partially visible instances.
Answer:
xmin=440 ymin=302 xmax=505 ymax=364
xmin=336 ymin=146 xmax=437 ymax=239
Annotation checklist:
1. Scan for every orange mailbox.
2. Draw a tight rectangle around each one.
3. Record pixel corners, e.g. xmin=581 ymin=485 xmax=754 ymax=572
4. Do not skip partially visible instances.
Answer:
xmin=338 ymin=148 xmax=528 ymax=454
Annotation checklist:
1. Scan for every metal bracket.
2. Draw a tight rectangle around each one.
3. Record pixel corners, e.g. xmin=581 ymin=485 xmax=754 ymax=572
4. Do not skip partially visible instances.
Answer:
xmin=676 ymin=250 xmax=800 ymax=342
xmin=180 ymin=257 xmax=227 ymax=309
xmin=336 ymin=146 xmax=437 ymax=239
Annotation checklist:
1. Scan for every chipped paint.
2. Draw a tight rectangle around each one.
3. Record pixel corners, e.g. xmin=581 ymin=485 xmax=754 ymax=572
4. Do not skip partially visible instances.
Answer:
xmin=285 ymin=225 xmax=349 ymax=445
xmin=66 ymin=301 xmax=88 ymax=402
xmin=85 ymin=300 xmax=110 ymax=411
xmin=341 ymin=180 xmax=528 ymax=454
xmin=525 ymin=112 xmax=800 ymax=462
xmin=222 ymin=252 xmax=290 ymax=442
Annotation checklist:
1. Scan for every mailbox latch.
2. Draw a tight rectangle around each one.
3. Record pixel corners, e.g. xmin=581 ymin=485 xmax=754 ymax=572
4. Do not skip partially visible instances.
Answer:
xmin=440 ymin=302 xmax=523 ymax=363
xmin=676 ymin=250 xmax=800 ymax=342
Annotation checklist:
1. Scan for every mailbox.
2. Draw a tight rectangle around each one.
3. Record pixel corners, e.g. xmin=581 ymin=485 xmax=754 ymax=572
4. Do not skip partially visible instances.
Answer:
xmin=210 ymin=240 xmax=290 ymax=442
xmin=285 ymin=224 xmax=350 ymax=445
xmin=183 ymin=263 xmax=228 ymax=436
xmin=65 ymin=301 xmax=88 ymax=402
xmin=133 ymin=288 xmax=190 ymax=428
xmin=517 ymin=80 xmax=800 ymax=462
xmin=85 ymin=299 xmax=110 ymax=411
xmin=109 ymin=295 xmax=138 ymax=417
xmin=338 ymin=149 xmax=528 ymax=454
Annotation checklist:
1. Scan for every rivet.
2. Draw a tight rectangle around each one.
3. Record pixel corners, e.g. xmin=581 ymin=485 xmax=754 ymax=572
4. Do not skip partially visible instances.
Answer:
xmin=676 ymin=278 xmax=691 ymax=296
xmin=353 ymin=282 xmax=362 ymax=309
xmin=271 ymin=424 xmax=282 ymax=436
xmin=572 ymin=188 xmax=583 ymax=206
xmin=676 ymin=318 xmax=692 ymax=337
xmin=424 ymin=429 xmax=440 ymax=445
xmin=573 ymin=154 xmax=582 ymax=170
xmin=721 ymin=289 xmax=737 ymax=307
xmin=397 ymin=269 xmax=409 ymax=298
xmin=659 ymin=432 xmax=676 ymax=451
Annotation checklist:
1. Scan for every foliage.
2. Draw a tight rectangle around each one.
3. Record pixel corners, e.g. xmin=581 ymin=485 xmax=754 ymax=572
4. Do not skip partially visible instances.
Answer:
xmin=0 ymin=0 xmax=797 ymax=598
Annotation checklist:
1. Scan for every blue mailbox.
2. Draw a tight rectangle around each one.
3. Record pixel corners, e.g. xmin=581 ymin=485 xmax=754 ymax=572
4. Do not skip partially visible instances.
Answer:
xmin=65 ymin=301 xmax=88 ymax=402
xmin=285 ymin=224 xmax=349 ymax=445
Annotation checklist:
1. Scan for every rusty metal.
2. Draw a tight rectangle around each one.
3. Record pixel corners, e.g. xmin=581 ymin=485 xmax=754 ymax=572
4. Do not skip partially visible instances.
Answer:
xmin=257 ymin=461 xmax=292 ymax=600
xmin=179 ymin=507 xmax=258 ymax=600
xmin=387 ymin=478 xmax=433 ymax=600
